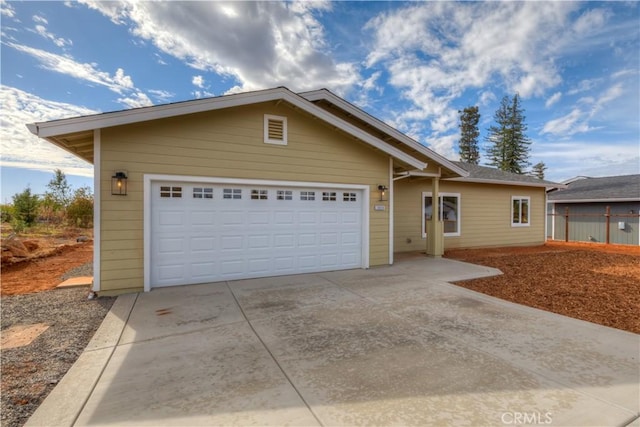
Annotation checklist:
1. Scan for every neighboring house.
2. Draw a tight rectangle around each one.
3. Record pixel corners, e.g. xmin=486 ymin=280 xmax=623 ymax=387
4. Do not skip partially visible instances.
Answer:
xmin=547 ymin=175 xmax=640 ymax=246
xmin=27 ymin=87 xmax=561 ymax=295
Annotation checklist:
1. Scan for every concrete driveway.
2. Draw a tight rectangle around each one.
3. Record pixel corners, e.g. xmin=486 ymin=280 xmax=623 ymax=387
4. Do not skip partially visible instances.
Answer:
xmin=28 ymin=256 xmax=639 ymax=426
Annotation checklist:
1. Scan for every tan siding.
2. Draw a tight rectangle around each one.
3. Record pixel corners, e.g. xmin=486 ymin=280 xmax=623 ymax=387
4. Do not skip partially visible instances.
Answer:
xmin=394 ymin=179 xmax=547 ymax=252
xmin=100 ymin=101 xmax=389 ymax=293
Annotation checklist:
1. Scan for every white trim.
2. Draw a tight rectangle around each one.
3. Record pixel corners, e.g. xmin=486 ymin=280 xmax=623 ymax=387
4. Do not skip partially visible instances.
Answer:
xmin=546 ymin=197 xmax=639 ymax=204
xmin=143 ymin=174 xmax=370 ymax=292
xmin=299 ymin=89 xmax=468 ymax=177
xmin=388 ymin=157 xmax=394 ymax=265
xmin=28 ymin=87 xmax=426 ymax=170
xmin=92 ymin=129 xmax=100 ymax=292
xmin=511 ymin=195 xmax=531 ymax=227
xmin=263 ymin=114 xmax=288 ymax=145
xmin=422 ymin=191 xmax=461 ymax=238
xmin=394 ymin=170 xmax=441 ymax=178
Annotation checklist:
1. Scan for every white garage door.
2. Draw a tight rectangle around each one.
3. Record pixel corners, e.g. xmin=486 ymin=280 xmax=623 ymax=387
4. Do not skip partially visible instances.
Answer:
xmin=150 ymin=181 xmax=364 ymax=287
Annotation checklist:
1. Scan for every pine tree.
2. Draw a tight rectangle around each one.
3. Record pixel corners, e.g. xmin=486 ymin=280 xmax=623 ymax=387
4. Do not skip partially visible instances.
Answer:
xmin=458 ymin=106 xmax=480 ymax=164
xmin=531 ymin=161 xmax=547 ymax=180
xmin=485 ymin=94 xmax=531 ymax=174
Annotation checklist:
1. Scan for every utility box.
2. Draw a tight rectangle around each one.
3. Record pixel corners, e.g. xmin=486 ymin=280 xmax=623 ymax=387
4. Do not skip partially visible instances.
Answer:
xmin=618 ymin=221 xmax=626 ymax=230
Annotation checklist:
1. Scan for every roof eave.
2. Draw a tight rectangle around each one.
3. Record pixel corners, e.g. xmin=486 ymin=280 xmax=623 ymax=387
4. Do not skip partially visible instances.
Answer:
xmin=27 ymin=87 xmax=426 ymax=171
xmin=547 ymin=197 xmax=639 ymax=204
xmin=300 ymin=89 xmax=468 ymax=178
xmin=446 ymin=177 xmax=566 ymax=189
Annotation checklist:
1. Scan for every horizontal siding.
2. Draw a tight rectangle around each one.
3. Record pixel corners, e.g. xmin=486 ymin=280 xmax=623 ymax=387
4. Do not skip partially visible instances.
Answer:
xmin=100 ymin=101 xmax=389 ymax=293
xmin=394 ymin=179 xmax=546 ymax=252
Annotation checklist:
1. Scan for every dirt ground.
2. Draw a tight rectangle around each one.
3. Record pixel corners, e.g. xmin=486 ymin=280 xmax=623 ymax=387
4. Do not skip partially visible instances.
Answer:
xmin=446 ymin=241 xmax=640 ymax=334
xmin=1 ymin=229 xmax=93 ymax=296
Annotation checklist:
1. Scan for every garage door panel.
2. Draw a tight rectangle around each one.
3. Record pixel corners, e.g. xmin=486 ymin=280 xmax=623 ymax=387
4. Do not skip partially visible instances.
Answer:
xmin=151 ymin=182 xmax=363 ymax=287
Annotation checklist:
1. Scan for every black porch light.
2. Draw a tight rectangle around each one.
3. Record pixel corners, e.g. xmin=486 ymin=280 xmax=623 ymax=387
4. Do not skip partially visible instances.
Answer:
xmin=378 ymin=184 xmax=388 ymax=202
xmin=111 ymin=172 xmax=128 ymax=196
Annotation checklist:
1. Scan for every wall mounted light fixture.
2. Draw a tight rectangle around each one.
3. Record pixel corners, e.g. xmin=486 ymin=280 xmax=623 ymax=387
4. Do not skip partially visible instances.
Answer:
xmin=378 ymin=184 xmax=388 ymax=202
xmin=111 ymin=172 xmax=128 ymax=196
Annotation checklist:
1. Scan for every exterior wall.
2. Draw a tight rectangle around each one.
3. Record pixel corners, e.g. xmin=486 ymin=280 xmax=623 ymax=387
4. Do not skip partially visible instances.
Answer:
xmin=99 ymin=101 xmax=389 ymax=294
xmin=394 ymin=179 xmax=547 ymax=252
xmin=549 ymin=202 xmax=640 ymax=245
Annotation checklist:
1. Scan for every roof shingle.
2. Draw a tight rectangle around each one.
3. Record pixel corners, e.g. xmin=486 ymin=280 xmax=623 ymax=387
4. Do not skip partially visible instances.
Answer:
xmin=547 ymin=174 xmax=640 ymax=201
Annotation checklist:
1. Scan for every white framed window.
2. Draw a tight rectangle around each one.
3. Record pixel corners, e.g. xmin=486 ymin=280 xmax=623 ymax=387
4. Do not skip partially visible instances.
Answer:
xmin=264 ymin=114 xmax=287 ymax=145
xmin=422 ymin=192 xmax=461 ymax=237
xmin=512 ymin=196 xmax=530 ymax=227
xmin=300 ymin=191 xmax=315 ymax=201
xmin=343 ymin=192 xmax=357 ymax=202
xmin=277 ymin=190 xmax=293 ymax=200
xmin=160 ymin=186 xmax=182 ymax=198
xmin=223 ymin=188 xmax=242 ymax=199
xmin=251 ymin=189 xmax=268 ymax=200
xmin=322 ymin=192 xmax=337 ymax=201
xmin=193 ymin=187 xmax=213 ymax=199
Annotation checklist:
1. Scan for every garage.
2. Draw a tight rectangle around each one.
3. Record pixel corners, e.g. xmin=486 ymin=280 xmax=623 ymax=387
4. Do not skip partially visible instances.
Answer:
xmin=149 ymin=179 xmax=367 ymax=288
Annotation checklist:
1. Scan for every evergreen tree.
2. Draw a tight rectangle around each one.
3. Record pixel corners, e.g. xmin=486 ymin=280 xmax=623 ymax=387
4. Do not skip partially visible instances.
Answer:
xmin=458 ymin=106 xmax=480 ymax=164
xmin=485 ymin=94 xmax=531 ymax=173
xmin=46 ymin=169 xmax=72 ymax=210
xmin=12 ymin=187 xmax=40 ymax=227
xmin=531 ymin=161 xmax=547 ymax=180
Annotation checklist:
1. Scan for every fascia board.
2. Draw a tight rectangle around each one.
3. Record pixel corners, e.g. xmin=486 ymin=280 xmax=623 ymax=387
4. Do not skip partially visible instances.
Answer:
xmin=301 ymin=89 xmax=468 ymax=177
xmin=547 ymin=198 xmax=639 ymax=204
xmin=446 ymin=177 xmax=566 ymax=189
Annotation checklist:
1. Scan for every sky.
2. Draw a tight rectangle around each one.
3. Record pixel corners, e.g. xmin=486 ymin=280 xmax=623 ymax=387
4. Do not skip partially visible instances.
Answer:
xmin=1 ymin=0 xmax=639 ymax=203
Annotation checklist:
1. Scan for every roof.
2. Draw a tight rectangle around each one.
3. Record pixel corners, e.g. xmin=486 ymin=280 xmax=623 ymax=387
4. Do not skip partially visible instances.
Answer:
xmin=299 ymin=89 xmax=468 ymax=178
xmin=446 ymin=162 xmax=563 ymax=188
xmin=547 ymin=174 xmax=640 ymax=203
xmin=27 ymin=86 xmax=439 ymax=171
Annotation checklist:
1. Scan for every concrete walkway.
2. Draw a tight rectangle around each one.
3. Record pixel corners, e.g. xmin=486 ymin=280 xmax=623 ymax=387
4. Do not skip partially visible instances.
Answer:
xmin=27 ymin=257 xmax=639 ymax=426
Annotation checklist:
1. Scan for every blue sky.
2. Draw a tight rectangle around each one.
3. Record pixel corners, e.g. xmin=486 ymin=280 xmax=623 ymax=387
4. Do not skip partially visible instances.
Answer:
xmin=1 ymin=1 xmax=638 ymax=202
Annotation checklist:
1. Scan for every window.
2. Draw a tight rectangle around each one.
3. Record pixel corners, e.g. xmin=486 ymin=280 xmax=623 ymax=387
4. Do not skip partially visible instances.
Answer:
xmin=193 ymin=187 xmax=213 ymax=199
xmin=322 ymin=192 xmax=336 ymax=201
xmin=160 ymin=186 xmax=182 ymax=198
xmin=300 ymin=191 xmax=315 ymax=201
xmin=512 ymin=196 xmax=530 ymax=226
xmin=251 ymin=189 xmax=268 ymax=200
xmin=264 ymin=114 xmax=287 ymax=145
xmin=343 ymin=192 xmax=357 ymax=202
xmin=277 ymin=190 xmax=293 ymax=200
xmin=422 ymin=192 xmax=460 ymax=237
xmin=223 ymin=188 xmax=242 ymax=199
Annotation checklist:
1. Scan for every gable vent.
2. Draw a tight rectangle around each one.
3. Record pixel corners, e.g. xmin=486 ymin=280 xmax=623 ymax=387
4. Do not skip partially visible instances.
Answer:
xmin=264 ymin=114 xmax=287 ymax=145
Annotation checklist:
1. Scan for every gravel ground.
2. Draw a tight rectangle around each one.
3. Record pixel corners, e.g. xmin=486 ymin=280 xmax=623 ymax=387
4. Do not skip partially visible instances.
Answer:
xmin=1 ymin=279 xmax=115 ymax=427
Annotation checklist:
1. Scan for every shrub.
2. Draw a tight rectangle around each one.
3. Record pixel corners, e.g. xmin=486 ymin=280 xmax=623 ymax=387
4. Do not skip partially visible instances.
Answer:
xmin=12 ymin=188 xmax=40 ymax=227
xmin=67 ymin=187 xmax=93 ymax=228
xmin=0 ymin=204 xmax=14 ymax=223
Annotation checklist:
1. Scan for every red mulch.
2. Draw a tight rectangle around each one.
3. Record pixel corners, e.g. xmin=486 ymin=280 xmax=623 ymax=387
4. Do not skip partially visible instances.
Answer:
xmin=445 ymin=241 xmax=640 ymax=334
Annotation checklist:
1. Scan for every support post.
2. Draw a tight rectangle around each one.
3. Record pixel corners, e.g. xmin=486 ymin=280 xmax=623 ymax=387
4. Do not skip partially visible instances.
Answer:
xmin=426 ymin=177 xmax=444 ymax=257
xmin=564 ymin=207 xmax=569 ymax=242
xmin=605 ymin=206 xmax=611 ymax=244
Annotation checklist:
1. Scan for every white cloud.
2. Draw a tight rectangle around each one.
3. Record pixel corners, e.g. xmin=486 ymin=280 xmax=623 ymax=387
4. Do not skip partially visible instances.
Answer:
xmin=0 ymin=85 xmax=96 ymax=177
xmin=7 ymin=42 xmax=151 ymax=109
xmin=567 ymin=78 xmax=602 ymax=95
xmin=364 ymin=1 xmax=578 ymax=142
xmin=572 ymin=8 xmax=611 ymax=35
xmin=78 ymin=1 xmax=359 ymax=95
xmin=148 ymin=89 xmax=174 ymax=103
xmin=33 ymin=15 xmax=48 ymax=24
xmin=545 ymin=92 xmax=562 ymax=108
xmin=192 ymin=75 xmax=205 ymax=88
xmin=1 ymin=0 xmax=16 ymax=18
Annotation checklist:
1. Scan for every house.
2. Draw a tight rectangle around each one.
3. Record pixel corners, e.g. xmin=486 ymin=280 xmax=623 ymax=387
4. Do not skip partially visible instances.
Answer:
xmin=27 ymin=87 xmax=561 ymax=295
xmin=547 ymin=175 xmax=640 ymax=245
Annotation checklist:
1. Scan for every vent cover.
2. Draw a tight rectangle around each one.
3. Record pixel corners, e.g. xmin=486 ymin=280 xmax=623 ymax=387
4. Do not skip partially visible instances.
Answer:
xmin=264 ymin=114 xmax=287 ymax=145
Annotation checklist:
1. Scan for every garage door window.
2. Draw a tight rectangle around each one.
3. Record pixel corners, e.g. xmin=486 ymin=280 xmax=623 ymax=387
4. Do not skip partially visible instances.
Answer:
xmin=193 ymin=187 xmax=213 ymax=199
xmin=251 ymin=189 xmax=268 ymax=200
xmin=322 ymin=192 xmax=337 ymax=201
xmin=160 ymin=186 xmax=182 ymax=198
xmin=343 ymin=192 xmax=357 ymax=202
xmin=223 ymin=188 xmax=242 ymax=199
xmin=300 ymin=191 xmax=315 ymax=201
xmin=277 ymin=190 xmax=293 ymax=200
